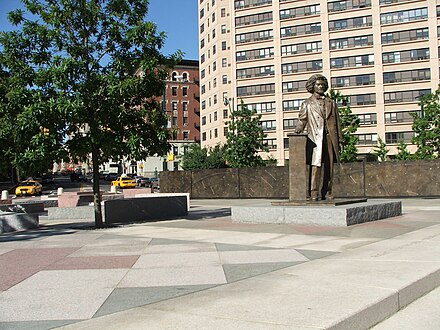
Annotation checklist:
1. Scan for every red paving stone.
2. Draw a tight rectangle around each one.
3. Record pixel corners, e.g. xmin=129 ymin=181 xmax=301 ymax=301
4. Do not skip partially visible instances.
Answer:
xmin=45 ymin=255 xmax=140 ymax=270
xmin=0 ymin=248 xmax=78 ymax=291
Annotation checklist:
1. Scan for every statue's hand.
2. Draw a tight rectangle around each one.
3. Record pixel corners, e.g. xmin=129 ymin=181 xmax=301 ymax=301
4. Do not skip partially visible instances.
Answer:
xmin=294 ymin=127 xmax=302 ymax=134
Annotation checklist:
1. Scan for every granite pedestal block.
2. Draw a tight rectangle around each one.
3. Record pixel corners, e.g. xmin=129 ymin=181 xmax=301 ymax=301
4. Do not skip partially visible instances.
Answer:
xmin=104 ymin=196 xmax=188 ymax=224
xmin=47 ymin=205 xmax=96 ymax=220
xmin=232 ymin=200 xmax=402 ymax=227
xmin=0 ymin=211 xmax=39 ymax=233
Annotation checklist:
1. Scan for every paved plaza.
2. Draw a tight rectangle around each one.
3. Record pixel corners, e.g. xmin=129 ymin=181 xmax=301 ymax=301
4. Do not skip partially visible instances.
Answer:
xmin=1 ymin=198 xmax=440 ymax=329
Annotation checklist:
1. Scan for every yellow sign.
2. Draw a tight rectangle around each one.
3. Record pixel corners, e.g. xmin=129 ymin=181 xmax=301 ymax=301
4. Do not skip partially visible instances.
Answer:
xmin=167 ymin=153 xmax=174 ymax=161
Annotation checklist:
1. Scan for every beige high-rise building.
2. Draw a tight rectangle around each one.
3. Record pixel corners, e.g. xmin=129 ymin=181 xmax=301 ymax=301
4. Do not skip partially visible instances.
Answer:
xmin=198 ymin=0 xmax=439 ymax=165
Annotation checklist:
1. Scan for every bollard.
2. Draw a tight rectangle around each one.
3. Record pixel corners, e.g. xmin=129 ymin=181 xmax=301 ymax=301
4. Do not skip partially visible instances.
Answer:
xmin=57 ymin=187 xmax=64 ymax=195
xmin=1 ymin=190 xmax=9 ymax=200
xmin=110 ymin=185 xmax=117 ymax=194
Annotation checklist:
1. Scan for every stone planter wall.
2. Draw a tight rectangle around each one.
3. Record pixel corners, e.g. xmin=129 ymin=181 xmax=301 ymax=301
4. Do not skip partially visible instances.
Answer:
xmin=160 ymin=159 xmax=440 ymax=199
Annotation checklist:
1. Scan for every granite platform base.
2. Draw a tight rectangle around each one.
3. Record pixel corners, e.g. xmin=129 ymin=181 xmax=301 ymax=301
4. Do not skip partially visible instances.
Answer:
xmin=0 ymin=211 xmax=39 ymax=233
xmin=232 ymin=200 xmax=402 ymax=227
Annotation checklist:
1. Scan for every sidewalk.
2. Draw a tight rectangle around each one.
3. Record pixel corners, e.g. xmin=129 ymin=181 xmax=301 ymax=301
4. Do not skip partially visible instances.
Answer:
xmin=0 ymin=198 xmax=439 ymax=329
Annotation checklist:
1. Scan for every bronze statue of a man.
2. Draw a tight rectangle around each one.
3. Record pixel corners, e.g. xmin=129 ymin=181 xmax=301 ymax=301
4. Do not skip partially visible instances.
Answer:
xmin=295 ymin=74 xmax=342 ymax=201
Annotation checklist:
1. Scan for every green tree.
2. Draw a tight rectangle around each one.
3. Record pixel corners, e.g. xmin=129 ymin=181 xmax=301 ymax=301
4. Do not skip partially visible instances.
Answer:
xmin=180 ymin=144 xmax=227 ymax=170
xmin=225 ymin=100 xmax=268 ymax=168
xmin=395 ymin=141 xmax=413 ymax=160
xmin=411 ymin=90 xmax=440 ymax=159
xmin=328 ymin=89 xmax=359 ymax=162
xmin=0 ymin=0 xmax=179 ymax=227
xmin=373 ymin=137 xmax=389 ymax=162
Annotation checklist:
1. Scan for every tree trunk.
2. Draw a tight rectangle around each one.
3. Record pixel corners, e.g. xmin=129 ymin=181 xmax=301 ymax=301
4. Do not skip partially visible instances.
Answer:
xmin=91 ymin=146 xmax=103 ymax=228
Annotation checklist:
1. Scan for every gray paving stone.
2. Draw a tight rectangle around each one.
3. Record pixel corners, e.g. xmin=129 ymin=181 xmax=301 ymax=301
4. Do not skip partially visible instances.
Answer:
xmin=295 ymin=249 xmax=339 ymax=260
xmin=94 ymin=285 xmax=217 ymax=318
xmin=215 ymin=242 xmax=277 ymax=251
xmin=0 ymin=319 xmax=80 ymax=330
xmin=222 ymin=262 xmax=303 ymax=283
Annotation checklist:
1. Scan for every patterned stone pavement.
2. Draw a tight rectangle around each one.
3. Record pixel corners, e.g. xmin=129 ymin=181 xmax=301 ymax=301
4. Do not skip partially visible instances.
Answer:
xmin=0 ymin=198 xmax=439 ymax=329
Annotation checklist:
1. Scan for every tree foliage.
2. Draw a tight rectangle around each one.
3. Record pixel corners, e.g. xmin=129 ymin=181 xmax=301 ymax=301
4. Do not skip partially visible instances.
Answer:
xmin=373 ymin=137 xmax=389 ymax=162
xmin=180 ymin=144 xmax=227 ymax=170
xmin=0 ymin=0 xmax=179 ymax=226
xmin=224 ymin=100 xmax=268 ymax=168
xmin=395 ymin=141 xmax=413 ymax=160
xmin=327 ymin=89 xmax=359 ymax=163
xmin=411 ymin=89 xmax=440 ymax=159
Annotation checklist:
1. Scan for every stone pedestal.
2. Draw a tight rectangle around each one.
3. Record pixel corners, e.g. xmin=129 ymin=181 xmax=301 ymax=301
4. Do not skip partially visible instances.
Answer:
xmin=288 ymin=133 xmax=308 ymax=201
xmin=58 ymin=192 xmax=95 ymax=208
xmin=232 ymin=200 xmax=402 ymax=227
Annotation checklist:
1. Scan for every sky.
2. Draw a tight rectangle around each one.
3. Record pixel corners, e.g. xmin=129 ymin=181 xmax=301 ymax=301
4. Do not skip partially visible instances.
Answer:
xmin=0 ymin=0 xmax=199 ymax=60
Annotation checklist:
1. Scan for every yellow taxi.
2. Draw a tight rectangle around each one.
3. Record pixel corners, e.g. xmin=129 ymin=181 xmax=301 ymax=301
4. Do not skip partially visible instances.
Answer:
xmin=15 ymin=180 xmax=43 ymax=196
xmin=111 ymin=176 xmax=136 ymax=189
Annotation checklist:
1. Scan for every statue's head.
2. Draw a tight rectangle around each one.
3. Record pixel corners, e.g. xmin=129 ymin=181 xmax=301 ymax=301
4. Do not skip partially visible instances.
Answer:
xmin=305 ymin=74 xmax=329 ymax=94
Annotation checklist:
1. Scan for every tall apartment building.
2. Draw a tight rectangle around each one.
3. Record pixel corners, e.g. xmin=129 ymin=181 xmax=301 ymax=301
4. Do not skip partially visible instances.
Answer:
xmin=198 ymin=0 xmax=439 ymax=165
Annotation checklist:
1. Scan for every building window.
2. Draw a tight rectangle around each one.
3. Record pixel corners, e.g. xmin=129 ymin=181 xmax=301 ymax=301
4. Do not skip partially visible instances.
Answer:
xmin=330 ymin=54 xmax=374 ymax=68
xmin=383 ymin=69 xmax=430 ymax=84
xmin=260 ymin=120 xmax=276 ymax=131
xmin=348 ymin=93 xmax=376 ymax=106
xmin=172 ymin=102 xmax=178 ymax=111
xmin=385 ymin=132 xmax=414 ymax=144
xmin=282 ymin=80 xmax=308 ymax=93
xmin=182 ymin=102 xmax=188 ymax=111
xmin=281 ymin=23 xmax=321 ymax=37
xmin=183 ymin=117 xmax=188 ymax=126
xmin=221 ymin=24 xmax=227 ymax=34
xmin=222 ymin=41 xmax=227 ymax=50
xmin=234 ymin=0 xmax=272 ymax=10
xmin=384 ymin=89 xmax=430 ymax=104
xmin=328 ymin=0 xmax=372 ymax=12
xmin=331 ymin=74 xmax=375 ymax=87
xmin=223 ymin=126 xmax=228 ymax=136
xmin=380 ymin=8 xmax=428 ymax=25
xmin=237 ymin=83 xmax=275 ymax=97
xmin=357 ymin=133 xmax=378 ymax=145
xmin=330 ymin=35 xmax=373 ymax=50
xmin=263 ymin=139 xmax=277 ymax=150
xmin=172 ymin=87 xmax=178 ymax=96
xmin=202 ymin=132 xmax=206 ymax=141
xmin=381 ymin=28 xmax=428 ymax=44
xmin=201 ymin=85 xmax=206 ymax=94
xmin=236 ymin=29 xmax=273 ymax=44
xmin=283 ymin=118 xmax=298 ymax=129
xmin=222 ymin=75 xmax=228 ymax=84
xmin=282 ymin=60 xmax=322 ymax=74
xmin=328 ymin=16 xmax=372 ymax=31
xmin=222 ymin=58 xmax=227 ymax=67
xmin=247 ymin=101 xmax=276 ymax=113
xmin=201 ymin=100 xmax=206 ymax=110
xmin=221 ymin=8 xmax=226 ymax=17
xmin=236 ymin=65 xmax=275 ymax=79
xmin=358 ymin=113 xmax=377 ymax=125
xmin=281 ymin=41 xmax=322 ymax=56
xmin=202 ymin=116 xmax=206 ymax=125
xmin=283 ymin=99 xmax=304 ymax=111
xmin=280 ymin=5 xmax=320 ymax=20
xmin=385 ymin=111 xmax=420 ymax=124
xmin=200 ymin=23 xmax=204 ymax=33
xmin=236 ymin=12 xmax=273 ymax=27
xmin=214 ymin=128 xmax=218 ymax=138
xmin=182 ymin=87 xmax=188 ymax=96
xmin=382 ymin=48 xmax=429 ymax=64
xmin=236 ymin=47 xmax=274 ymax=61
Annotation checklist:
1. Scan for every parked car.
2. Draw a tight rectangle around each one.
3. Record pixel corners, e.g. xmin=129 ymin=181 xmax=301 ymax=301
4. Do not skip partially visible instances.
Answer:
xmin=41 ymin=174 xmax=55 ymax=185
xmin=136 ymin=176 xmax=151 ymax=187
xmin=15 ymin=180 xmax=43 ymax=196
xmin=99 ymin=171 xmax=109 ymax=180
xmin=150 ymin=178 xmax=160 ymax=190
xmin=111 ymin=176 xmax=136 ymax=189
xmin=105 ymin=173 xmax=119 ymax=181
xmin=70 ymin=172 xmax=88 ymax=183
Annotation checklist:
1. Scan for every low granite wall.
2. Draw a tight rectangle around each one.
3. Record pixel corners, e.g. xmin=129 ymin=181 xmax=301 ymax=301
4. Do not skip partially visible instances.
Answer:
xmin=161 ymin=159 xmax=440 ymax=199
